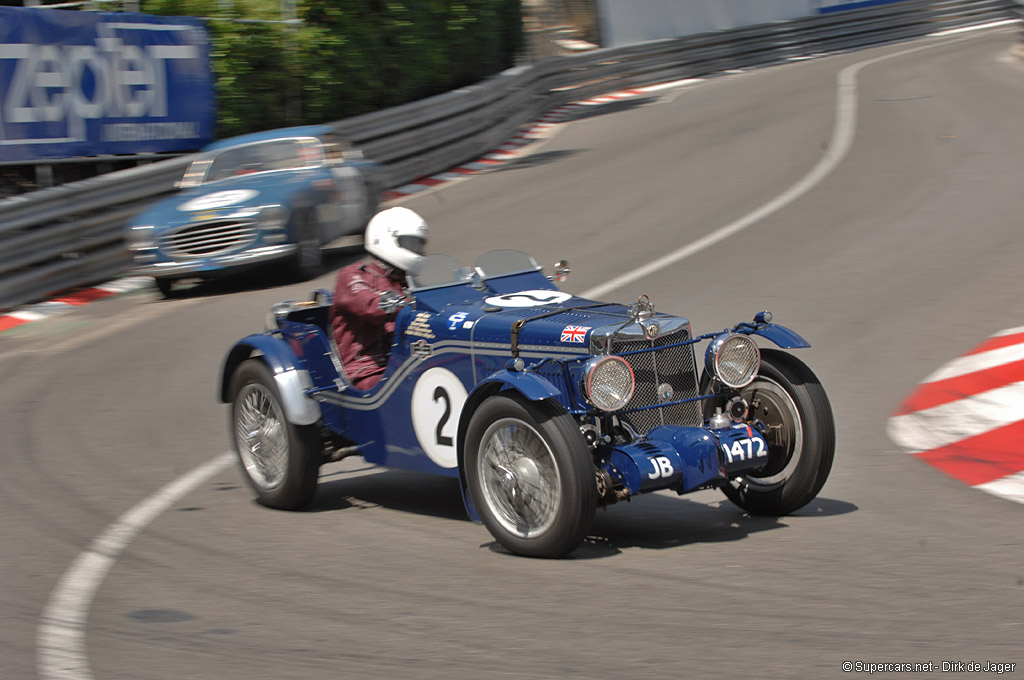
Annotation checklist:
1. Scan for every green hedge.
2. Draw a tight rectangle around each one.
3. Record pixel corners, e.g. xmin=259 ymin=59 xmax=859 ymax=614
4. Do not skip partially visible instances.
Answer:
xmin=141 ymin=0 xmax=523 ymax=138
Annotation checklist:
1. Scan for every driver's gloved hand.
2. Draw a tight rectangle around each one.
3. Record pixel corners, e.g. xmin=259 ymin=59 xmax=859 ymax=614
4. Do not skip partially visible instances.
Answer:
xmin=377 ymin=290 xmax=408 ymax=313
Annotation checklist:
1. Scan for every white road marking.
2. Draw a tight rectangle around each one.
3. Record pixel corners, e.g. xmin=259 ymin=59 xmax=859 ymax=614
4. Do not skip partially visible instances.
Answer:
xmin=36 ymin=453 xmax=234 ymax=680
xmin=886 ymin=381 xmax=1024 ymax=454
xmin=35 ymin=24 xmax=1012 ymax=680
xmin=580 ymin=31 xmax=994 ymax=301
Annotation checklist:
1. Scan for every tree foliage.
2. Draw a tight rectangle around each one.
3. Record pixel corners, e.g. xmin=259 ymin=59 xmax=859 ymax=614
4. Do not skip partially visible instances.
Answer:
xmin=141 ymin=0 xmax=524 ymax=138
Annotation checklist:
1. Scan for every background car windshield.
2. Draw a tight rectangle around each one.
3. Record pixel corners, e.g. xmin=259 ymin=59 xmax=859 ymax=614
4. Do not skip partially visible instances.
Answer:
xmin=204 ymin=139 xmax=320 ymax=183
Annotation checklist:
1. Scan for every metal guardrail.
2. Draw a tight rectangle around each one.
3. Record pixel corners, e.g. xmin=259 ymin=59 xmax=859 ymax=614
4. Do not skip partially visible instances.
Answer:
xmin=0 ymin=0 xmax=1018 ymax=312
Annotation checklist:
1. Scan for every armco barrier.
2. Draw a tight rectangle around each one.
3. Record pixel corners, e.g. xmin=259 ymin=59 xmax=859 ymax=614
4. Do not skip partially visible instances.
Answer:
xmin=0 ymin=0 xmax=1017 ymax=312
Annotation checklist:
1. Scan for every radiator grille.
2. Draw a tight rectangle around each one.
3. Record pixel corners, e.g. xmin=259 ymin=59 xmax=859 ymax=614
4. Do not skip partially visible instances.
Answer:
xmin=161 ymin=219 xmax=259 ymax=258
xmin=612 ymin=328 xmax=701 ymax=434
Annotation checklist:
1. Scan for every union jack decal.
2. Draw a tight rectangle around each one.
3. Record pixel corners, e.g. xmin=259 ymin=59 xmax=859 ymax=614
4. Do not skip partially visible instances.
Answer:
xmin=561 ymin=325 xmax=591 ymax=343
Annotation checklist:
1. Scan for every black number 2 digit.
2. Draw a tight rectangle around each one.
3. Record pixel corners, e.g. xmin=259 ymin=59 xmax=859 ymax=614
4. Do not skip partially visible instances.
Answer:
xmin=433 ymin=386 xmax=453 ymax=447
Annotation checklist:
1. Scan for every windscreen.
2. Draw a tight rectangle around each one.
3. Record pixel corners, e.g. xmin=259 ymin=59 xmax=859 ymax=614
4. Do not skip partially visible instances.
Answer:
xmin=474 ymin=250 xmax=540 ymax=278
xmin=409 ymin=254 xmax=469 ymax=290
xmin=203 ymin=139 xmax=322 ymax=183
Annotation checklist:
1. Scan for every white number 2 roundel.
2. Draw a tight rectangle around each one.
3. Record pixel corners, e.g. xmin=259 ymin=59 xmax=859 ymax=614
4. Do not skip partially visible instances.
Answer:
xmin=178 ymin=189 xmax=258 ymax=212
xmin=411 ymin=367 xmax=468 ymax=469
xmin=484 ymin=290 xmax=571 ymax=308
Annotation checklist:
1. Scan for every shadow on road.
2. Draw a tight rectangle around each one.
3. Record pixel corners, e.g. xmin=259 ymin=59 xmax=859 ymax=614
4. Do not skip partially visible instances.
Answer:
xmin=560 ymin=96 xmax=658 ymax=122
xmin=493 ymin=149 xmax=585 ymax=172
xmin=308 ymin=464 xmax=857 ymax=559
xmin=310 ymin=468 xmax=467 ymax=522
xmin=790 ymin=496 xmax=858 ymax=517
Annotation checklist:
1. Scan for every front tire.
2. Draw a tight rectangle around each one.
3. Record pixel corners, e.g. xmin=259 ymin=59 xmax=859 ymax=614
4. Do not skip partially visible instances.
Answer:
xmin=292 ymin=207 xmax=323 ymax=280
xmin=465 ymin=394 xmax=596 ymax=558
xmin=230 ymin=359 xmax=321 ymax=510
xmin=707 ymin=349 xmax=835 ymax=516
xmin=155 ymin=277 xmax=175 ymax=298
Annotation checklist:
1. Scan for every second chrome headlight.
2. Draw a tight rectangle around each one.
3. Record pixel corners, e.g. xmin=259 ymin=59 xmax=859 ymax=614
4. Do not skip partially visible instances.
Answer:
xmin=705 ymin=334 xmax=760 ymax=389
xmin=584 ymin=356 xmax=635 ymax=411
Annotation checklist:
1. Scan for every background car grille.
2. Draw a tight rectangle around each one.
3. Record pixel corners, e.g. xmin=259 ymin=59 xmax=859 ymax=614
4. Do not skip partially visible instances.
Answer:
xmin=161 ymin=219 xmax=259 ymax=258
xmin=611 ymin=328 xmax=702 ymax=434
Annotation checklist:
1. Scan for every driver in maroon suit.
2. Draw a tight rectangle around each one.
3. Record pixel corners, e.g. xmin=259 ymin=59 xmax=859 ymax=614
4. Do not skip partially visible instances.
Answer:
xmin=330 ymin=207 xmax=428 ymax=390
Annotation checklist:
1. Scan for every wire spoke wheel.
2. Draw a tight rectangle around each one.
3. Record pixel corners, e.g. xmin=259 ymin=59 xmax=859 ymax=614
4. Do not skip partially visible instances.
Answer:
xmin=737 ymin=377 xmax=802 ymax=491
xmin=478 ymin=417 xmax=562 ymax=538
xmin=235 ymin=382 xmax=289 ymax=491
xmin=707 ymin=349 xmax=835 ymax=516
xmin=229 ymin=359 xmax=320 ymax=510
xmin=465 ymin=394 xmax=596 ymax=558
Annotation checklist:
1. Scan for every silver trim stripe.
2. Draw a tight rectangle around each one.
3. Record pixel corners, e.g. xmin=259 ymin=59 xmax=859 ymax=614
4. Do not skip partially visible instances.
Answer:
xmin=314 ymin=340 xmax=581 ymax=411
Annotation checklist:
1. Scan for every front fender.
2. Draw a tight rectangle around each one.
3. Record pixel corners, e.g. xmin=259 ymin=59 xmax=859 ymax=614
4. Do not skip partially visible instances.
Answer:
xmin=219 ymin=333 xmax=322 ymax=426
xmin=475 ymin=370 xmax=562 ymax=402
xmin=750 ymin=323 xmax=811 ymax=349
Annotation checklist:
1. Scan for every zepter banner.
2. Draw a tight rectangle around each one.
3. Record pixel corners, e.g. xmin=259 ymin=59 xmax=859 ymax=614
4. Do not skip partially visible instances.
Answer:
xmin=0 ymin=6 xmax=214 ymax=162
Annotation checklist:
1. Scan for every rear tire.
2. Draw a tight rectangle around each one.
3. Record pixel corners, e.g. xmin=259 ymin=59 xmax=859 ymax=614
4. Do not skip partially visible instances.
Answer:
xmin=465 ymin=394 xmax=596 ymax=558
xmin=706 ymin=349 xmax=835 ymax=516
xmin=230 ymin=359 xmax=321 ymax=510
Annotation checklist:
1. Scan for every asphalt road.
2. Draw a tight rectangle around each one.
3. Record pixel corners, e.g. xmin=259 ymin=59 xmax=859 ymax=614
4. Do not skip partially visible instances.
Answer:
xmin=2 ymin=27 xmax=1023 ymax=680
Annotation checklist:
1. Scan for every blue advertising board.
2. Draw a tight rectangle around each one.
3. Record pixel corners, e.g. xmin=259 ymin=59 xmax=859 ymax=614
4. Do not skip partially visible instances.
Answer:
xmin=0 ymin=6 xmax=214 ymax=162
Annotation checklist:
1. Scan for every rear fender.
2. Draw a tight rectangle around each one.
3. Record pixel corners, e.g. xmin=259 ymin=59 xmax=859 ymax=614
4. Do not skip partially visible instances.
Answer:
xmin=220 ymin=333 xmax=322 ymax=426
xmin=454 ymin=371 xmax=563 ymax=523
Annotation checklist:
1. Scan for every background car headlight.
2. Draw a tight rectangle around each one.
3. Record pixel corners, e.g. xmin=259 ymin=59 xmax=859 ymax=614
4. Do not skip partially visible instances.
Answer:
xmin=584 ymin=356 xmax=635 ymax=411
xmin=705 ymin=333 xmax=760 ymax=389
xmin=125 ymin=225 xmax=155 ymax=251
xmin=259 ymin=205 xmax=290 ymax=241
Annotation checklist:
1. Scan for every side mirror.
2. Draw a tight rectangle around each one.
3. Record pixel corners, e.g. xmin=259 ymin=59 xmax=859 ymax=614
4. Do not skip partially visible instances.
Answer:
xmin=550 ymin=260 xmax=571 ymax=283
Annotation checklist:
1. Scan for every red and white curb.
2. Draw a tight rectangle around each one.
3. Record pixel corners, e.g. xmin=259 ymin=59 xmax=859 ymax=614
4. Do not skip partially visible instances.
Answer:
xmin=0 ymin=277 xmax=153 ymax=335
xmin=887 ymin=325 xmax=1024 ymax=506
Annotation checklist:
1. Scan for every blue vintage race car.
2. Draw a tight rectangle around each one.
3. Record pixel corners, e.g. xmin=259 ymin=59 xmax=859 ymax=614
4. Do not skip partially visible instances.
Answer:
xmin=125 ymin=125 xmax=384 ymax=296
xmin=220 ymin=250 xmax=835 ymax=558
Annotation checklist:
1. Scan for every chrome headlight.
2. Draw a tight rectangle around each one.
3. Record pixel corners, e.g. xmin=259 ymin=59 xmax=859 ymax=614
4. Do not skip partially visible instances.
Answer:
xmin=125 ymin=225 xmax=155 ymax=251
xmin=584 ymin=356 xmax=635 ymax=412
xmin=259 ymin=205 xmax=289 ymax=241
xmin=705 ymin=334 xmax=760 ymax=389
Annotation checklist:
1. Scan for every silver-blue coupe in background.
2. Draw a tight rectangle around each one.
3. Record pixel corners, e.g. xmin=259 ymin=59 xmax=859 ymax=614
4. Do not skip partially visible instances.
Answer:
xmin=125 ymin=125 xmax=384 ymax=296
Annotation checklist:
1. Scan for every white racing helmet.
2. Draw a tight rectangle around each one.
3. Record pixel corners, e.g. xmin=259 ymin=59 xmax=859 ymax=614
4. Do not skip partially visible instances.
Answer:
xmin=364 ymin=207 xmax=429 ymax=275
